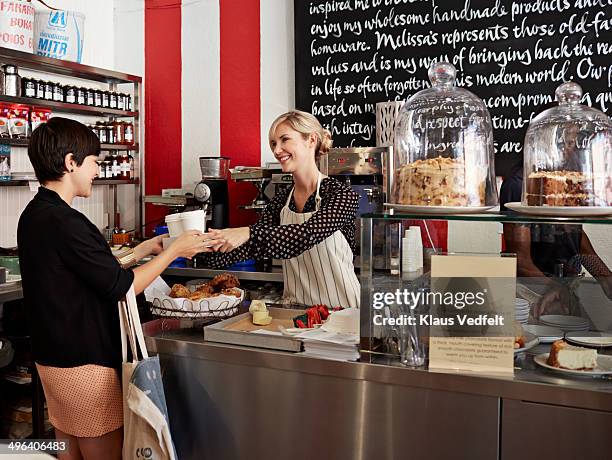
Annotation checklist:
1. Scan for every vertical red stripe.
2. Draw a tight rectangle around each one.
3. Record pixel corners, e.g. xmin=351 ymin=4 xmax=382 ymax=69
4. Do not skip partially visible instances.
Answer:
xmin=220 ymin=0 xmax=260 ymax=227
xmin=144 ymin=0 xmax=182 ymax=235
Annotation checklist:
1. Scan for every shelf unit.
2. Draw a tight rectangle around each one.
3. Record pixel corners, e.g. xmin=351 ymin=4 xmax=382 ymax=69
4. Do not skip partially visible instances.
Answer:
xmin=0 ymin=179 xmax=140 ymax=187
xmin=0 ymin=46 xmax=143 ymax=235
xmin=0 ymin=138 xmax=139 ymax=151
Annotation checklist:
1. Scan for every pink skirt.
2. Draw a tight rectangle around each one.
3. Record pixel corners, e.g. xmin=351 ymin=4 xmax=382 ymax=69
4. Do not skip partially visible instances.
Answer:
xmin=36 ymin=363 xmax=123 ymax=437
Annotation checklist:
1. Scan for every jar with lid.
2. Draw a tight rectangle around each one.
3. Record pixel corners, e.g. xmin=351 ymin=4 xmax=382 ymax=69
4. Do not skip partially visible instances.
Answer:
xmin=89 ymin=123 xmax=99 ymax=139
xmin=392 ymin=61 xmax=497 ymax=207
xmin=96 ymin=122 xmax=108 ymax=143
xmin=22 ymin=77 xmax=36 ymax=98
xmin=107 ymin=122 xmax=116 ymax=144
xmin=119 ymin=152 xmax=130 ymax=179
xmin=35 ymin=80 xmax=45 ymax=99
xmin=94 ymin=89 xmax=103 ymax=107
xmin=124 ymin=94 xmax=132 ymax=111
xmin=102 ymin=90 xmax=110 ymax=108
xmin=127 ymin=151 xmax=135 ymax=179
xmin=52 ymin=82 xmax=63 ymax=102
xmin=124 ymin=121 xmax=134 ymax=145
xmin=76 ymin=87 xmax=86 ymax=105
xmin=113 ymin=120 xmax=125 ymax=144
xmin=117 ymin=93 xmax=125 ymax=110
xmin=522 ymin=82 xmax=612 ymax=208
xmin=86 ymin=88 xmax=95 ymax=106
xmin=104 ymin=157 xmax=113 ymax=178
xmin=2 ymin=65 xmax=21 ymax=97
xmin=44 ymin=82 xmax=53 ymax=100
xmin=110 ymin=153 xmax=121 ymax=178
xmin=109 ymin=92 xmax=118 ymax=109
xmin=64 ymin=85 xmax=77 ymax=104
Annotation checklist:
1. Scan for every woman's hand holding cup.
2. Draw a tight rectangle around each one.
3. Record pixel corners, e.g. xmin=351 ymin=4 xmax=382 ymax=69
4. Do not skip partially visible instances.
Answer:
xmin=168 ymin=230 xmax=223 ymax=259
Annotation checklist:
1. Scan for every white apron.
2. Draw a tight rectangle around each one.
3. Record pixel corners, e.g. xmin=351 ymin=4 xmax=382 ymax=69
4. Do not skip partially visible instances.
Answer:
xmin=280 ymin=174 xmax=360 ymax=308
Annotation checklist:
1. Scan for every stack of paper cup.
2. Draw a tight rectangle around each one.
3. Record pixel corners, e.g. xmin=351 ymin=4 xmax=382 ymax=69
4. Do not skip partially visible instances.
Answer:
xmin=402 ymin=226 xmax=423 ymax=273
xmin=164 ymin=210 xmax=206 ymax=238
xmin=164 ymin=214 xmax=183 ymax=238
xmin=180 ymin=209 xmax=206 ymax=232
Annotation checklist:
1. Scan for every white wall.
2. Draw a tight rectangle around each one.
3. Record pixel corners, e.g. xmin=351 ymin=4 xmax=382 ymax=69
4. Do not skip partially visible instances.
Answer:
xmin=260 ymin=0 xmax=295 ymax=165
xmin=181 ymin=0 xmax=220 ymax=188
xmin=36 ymin=0 xmax=115 ymax=69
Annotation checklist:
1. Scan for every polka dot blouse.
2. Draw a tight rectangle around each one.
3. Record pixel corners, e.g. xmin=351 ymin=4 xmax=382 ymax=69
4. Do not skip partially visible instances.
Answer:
xmin=200 ymin=177 xmax=359 ymax=268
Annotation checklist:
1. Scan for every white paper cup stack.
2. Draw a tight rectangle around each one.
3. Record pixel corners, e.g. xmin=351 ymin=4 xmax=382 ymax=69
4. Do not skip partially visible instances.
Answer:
xmin=165 ymin=213 xmax=183 ymax=238
xmin=402 ymin=226 xmax=423 ymax=273
xmin=514 ymin=298 xmax=530 ymax=325
xmin=164 ymin=210 xmax=207 ymax=238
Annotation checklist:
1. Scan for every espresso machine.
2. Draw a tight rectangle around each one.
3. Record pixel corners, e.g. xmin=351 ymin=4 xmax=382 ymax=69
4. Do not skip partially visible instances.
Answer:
xmin=193 ymin=157 xmax=230 ymax=229
xmin=319 ymin=147 xmax=393 ymax=268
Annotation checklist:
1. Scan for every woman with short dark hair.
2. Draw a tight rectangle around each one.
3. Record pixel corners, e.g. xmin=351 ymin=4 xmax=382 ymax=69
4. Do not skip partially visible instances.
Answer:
xmin=18 ymin=117 xmax=215 ymax=460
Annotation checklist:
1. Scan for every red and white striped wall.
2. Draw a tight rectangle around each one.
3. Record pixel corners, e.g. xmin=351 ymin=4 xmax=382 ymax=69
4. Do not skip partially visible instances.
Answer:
xmin=142 ymin=0 xmax=294 ymax=231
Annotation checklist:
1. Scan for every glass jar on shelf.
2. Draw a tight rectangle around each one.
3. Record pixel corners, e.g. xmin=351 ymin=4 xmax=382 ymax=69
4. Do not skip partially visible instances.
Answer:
xmin=86 ymin=88 xmax=95 ymax=106
xmin=113 ymin=120 xmax=125 ymax=144
xmin=52 ymin=82 xmax=63 ymax=102
xmin=392 ymin=62 xmax=497 ymax=208
xmin=76 ymin=87 xmax=87 ymax=105
xmin=94 ymin=89 xmax=103 ymax=107
xmin=35 ymin=79 xmax=45 ymax=99
xmin=124 ymin=121 xmax=134 ymax=145
xmin=522 ymin=81 xmax=612 ymax=208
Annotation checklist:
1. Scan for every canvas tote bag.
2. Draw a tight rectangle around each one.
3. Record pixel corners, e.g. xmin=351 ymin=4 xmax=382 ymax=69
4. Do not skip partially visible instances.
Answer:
xmin=119 ymin=285 xmax=177 ymax=460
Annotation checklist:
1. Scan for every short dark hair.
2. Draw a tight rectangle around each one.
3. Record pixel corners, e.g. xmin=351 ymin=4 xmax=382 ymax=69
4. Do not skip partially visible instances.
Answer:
xmin=28 ymin=117 xmax=100 ymax=184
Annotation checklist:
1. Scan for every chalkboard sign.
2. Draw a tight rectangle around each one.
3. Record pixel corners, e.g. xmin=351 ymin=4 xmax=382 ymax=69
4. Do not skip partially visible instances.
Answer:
xmin=294 ymin=0 xmax=612 ymax=176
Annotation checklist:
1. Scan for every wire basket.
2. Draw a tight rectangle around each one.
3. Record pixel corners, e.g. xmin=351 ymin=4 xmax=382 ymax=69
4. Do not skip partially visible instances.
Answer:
xmin=149 ymin=290 xmax=244 ymax=319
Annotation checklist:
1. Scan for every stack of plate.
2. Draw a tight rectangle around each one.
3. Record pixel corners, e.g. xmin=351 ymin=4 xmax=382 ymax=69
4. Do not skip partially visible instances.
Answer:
xmin=564 ymin=331 xmax=612 ymax=348
xmin=514 ymin=298 xmax=530 ymax=324
xmin=523 ymin=324 xmax=564 ymax=344
xmin=539 ymin=315 xmax=590 ymax=332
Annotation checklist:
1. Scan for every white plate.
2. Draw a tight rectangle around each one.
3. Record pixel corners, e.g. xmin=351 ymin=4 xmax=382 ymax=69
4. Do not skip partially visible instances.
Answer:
xmin=534 ymin=353 xmax=612 ymax=376
xmin=515 ymin=331 xmax=539 ymax=354
xmin=384 ymin=203 xmax=496 ymax=214
xmin=565 ymin=332 xmax=612 ymax=348
xmin=505 ymin=202 xmax=612 ymax=217
xmin=523 ymin=325 xmax=564 ymax=343
xmin=540 ymin=315 xmax=589 ymax=328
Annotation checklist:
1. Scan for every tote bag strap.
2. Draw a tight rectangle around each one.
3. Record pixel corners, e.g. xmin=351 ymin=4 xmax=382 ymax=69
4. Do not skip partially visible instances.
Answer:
xmin=119 ymin=296 xmax=138 ymax=363
xmin=124 ymin=284 xmax=150 ymax=360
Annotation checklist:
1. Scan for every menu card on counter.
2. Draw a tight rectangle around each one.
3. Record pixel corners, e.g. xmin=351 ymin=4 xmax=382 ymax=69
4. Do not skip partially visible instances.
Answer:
xmin=428 ymin=254 xmax=517 ymax=375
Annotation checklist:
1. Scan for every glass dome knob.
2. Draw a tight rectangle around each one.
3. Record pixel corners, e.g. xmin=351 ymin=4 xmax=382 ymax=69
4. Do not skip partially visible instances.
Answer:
xmin=556 ymin=82 xmax=582 ymax=105
xmin=428 ymin=62 xmax=456 ymax=87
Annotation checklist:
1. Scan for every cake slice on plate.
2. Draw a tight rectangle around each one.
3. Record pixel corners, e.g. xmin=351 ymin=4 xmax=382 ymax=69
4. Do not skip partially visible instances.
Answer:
xmin=547 ymin=340 xmax=598 ymax=370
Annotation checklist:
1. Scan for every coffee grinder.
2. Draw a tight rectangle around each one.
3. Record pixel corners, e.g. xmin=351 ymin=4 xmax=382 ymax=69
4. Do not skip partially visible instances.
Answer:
xmin=193 ymin=157 xmax=230 ymax=229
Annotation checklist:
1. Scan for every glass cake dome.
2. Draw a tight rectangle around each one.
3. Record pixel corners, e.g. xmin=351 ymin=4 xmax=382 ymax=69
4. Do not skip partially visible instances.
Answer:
xmin=523 ymin=81 xmax=612 ymax=207
xmin=392 ymin=62 xmax=498 ymax=207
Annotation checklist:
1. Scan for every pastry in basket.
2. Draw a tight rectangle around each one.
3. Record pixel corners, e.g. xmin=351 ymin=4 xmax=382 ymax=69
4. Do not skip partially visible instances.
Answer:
xmin=169 ymin=283 xmax=190 ymax=299
xmin=547 ymin=340 xmax=597 ymax=370
xmin=195 ymin=284 xmax=216 ymax=297
xmin=222 ymin=288 xmax=242 ymax=298
xmin=188 ymin=290 xmax=210 ymax=301
xmin=208 ymin=273 xmax=240 ymax=291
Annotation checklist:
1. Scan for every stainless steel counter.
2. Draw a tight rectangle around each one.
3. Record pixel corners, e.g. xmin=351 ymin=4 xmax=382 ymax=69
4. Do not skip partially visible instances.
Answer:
xmin=0 ymin=282 xmax=22 ymax=303
xmin=162 ymin=267 xmax=283 ymax=283
xmin=147 ymin=329 xmax=612 ymax=460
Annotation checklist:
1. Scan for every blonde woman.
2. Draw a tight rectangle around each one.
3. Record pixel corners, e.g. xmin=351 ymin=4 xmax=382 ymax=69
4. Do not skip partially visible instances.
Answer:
xmin=204 ymin=110 xmax=360 ymax=308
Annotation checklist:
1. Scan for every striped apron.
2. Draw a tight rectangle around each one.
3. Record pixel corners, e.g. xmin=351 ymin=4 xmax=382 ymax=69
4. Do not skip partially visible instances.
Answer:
xmin=280 ymin=174 xmax=360 ymax=308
